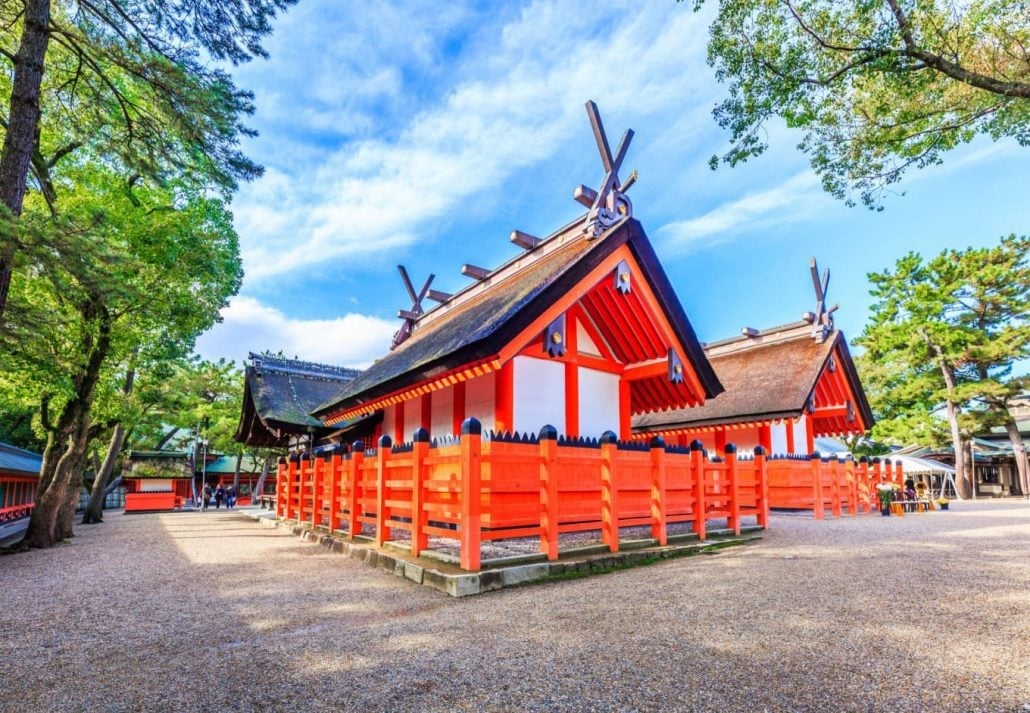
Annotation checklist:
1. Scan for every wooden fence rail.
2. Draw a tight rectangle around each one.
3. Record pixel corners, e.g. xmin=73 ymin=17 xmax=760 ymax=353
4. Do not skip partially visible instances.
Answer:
xmin=766 ymin=453 xmax=904 ymax=518
xmin=276 ymin=418 xmax=774 ymax=572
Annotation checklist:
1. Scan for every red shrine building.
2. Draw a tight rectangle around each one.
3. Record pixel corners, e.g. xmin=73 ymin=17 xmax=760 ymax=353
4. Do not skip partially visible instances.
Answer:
xmin=633 ymin=309 xmax=875 ymax=456
xmin=235 ymin=102 xmax=886 ymax=574
xmin=312 ymin=217 xmax=723 ymax=442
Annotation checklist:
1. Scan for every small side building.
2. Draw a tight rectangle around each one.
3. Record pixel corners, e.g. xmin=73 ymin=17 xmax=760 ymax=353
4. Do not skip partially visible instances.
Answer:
xmin=121 ymin=451 xmax=193 ymax=512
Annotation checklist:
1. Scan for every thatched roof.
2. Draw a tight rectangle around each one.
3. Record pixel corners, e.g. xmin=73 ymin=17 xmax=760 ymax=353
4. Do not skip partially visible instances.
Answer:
xmin=315 ymin=218 xmax=721 ymax=421
xmin=634 ymin=323 xmax=873 ymax=434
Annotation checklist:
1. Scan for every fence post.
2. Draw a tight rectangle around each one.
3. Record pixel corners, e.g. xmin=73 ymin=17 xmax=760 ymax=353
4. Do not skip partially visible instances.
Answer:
xmin=858 ymin=456 xmax=869 ymax=512
xmin=844 ymin=455 xmax=857 ymax=516
xmin=411 ymin=427 xmax=430 ymax=557
xmin=287 ymin=455 xmax=299 ymax=521
xmin=600 ymin=431 xmax=620 ymax=553
xmin=276 ymin=457 xmax=287 ymax=518
xmin=829 ymin=454 xmax=841 ymax=518
xmin=810 ymin=452 xmax=825 ymax=520
xmin=691 ymin=440 xmax=707 ymax=540
xmin=312 ymin=452 xmax=323 ymax=528
xmin=538 ymin=424 xmax=559 ymax=561
xmin=329 ymin=445 xmax=344 ymax=532
xmin=650 ymin=436 xmax=668 ymax=545
xmin=460 ymin=418 xmax=483 ymax=572
xmin=348 ymin=441 xmax=364 ymax=539
xmin=754 ymin=446 xmax=769 ymax=529
xmin=895 ymin=459 xmax=905 ymax=487
xmin=375 ymin=435 xmax=392 ymax=546
xmin=725 ymin=444 xmax=740 ymax=535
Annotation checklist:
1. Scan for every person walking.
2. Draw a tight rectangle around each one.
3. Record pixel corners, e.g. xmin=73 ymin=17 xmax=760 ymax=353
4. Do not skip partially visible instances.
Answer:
xmin=214 ymin=484 xmax=226 ymax=509
xmin=202 ymin=484 xmax=212 ymax=511
xmin=226 ymin=485 xmax=236 ymax=510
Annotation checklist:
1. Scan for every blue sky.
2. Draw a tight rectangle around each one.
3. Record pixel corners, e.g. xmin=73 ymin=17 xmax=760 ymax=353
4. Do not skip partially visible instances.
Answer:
xmin=194 ymin=0 xmax=1030 ymax=369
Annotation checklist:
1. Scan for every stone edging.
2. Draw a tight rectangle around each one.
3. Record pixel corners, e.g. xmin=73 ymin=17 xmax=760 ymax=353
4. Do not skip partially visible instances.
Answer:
xmin=244 ymin=511 xmax=762 ymax=597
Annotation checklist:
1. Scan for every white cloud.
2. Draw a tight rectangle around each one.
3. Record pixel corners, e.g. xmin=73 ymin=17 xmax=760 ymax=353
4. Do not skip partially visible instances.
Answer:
xmin=234 ymin=0 xmax=719 ymax=281
xmin=656 ymin=171 xmax=825 ymax=253
xmin=194 ymin=297 xmax=396 ymax=368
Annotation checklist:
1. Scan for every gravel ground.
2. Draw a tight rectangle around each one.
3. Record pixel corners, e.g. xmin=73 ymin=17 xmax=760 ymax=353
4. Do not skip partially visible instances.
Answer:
xmin=1 ymin=501 xmax=1028 ymax=713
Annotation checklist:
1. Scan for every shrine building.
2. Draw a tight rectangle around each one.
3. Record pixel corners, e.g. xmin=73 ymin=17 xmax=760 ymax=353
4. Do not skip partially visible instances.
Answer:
xmin=632 ymin=267 xmax=874 ymax=457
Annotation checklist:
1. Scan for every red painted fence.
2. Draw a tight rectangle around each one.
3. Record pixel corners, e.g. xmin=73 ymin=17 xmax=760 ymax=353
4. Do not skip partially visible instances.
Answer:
xmin=275 ymin=418 xmax=771 ymax=572
xmin=767 ymin=454 xmax=904 ymax=518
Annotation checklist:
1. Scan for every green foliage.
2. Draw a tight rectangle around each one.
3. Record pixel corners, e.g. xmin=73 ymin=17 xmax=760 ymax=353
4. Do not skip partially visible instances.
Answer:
xmin=694 ymin=0 xmax=1030 ymax=207
xmin=857 ymin=234 xmax=1029 ymax=446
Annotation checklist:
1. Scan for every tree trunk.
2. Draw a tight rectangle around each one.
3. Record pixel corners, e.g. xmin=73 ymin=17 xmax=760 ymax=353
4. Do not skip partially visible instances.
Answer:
xmin=23 ymin=298 xmax=112 ymax=547
xmin=931 ymin=345 xmax=969 ymax=499
xmin=0 ymin=0 xmax=51 ymax=320
xmin=996 ymin=415 xmax=1028 ymax=498
xmin=82 ymin=423 xmax=126 ymax=524
xmin=252 ymin=457 xmax=271 ymax=505
xmin=82 ymin=366 xmax=135 ymax=524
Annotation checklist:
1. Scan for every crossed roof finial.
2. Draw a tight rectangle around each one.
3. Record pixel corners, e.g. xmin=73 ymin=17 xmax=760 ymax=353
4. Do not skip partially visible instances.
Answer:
xmin=576 ymin=101 xmax=636 ymax=238
xmin=803 ymin=258 xmax=838 ymax=343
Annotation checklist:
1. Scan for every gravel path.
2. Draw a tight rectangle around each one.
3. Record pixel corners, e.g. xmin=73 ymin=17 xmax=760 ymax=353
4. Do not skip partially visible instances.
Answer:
xmin=2 ymin=501 xmax=1028 ymax=712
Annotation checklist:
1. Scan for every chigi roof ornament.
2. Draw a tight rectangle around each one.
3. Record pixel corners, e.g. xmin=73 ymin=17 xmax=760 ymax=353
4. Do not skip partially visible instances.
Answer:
xmin=576 ymin=101 xmax=637 ymax=239
xmin=802 ymin=257 xmax=838 ymax=343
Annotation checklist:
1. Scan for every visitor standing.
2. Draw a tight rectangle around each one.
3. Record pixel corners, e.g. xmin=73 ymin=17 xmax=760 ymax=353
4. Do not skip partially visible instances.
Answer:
xmin=215 ymin=484 xmax=226 ymax=509
xmin=202 ymin=484 xmax=212 ymax=511
xmin=226 ymin=485 xmax=236 ymax=509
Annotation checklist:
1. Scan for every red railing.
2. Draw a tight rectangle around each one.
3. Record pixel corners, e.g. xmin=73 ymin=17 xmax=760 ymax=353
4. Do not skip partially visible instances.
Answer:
xmin=766 ymin=454 xmax=904 ymax=518
xmin=276 ymin=418 xmax=771 ymax=572
xmin=0 ymin=502 xmax=35 ymax=522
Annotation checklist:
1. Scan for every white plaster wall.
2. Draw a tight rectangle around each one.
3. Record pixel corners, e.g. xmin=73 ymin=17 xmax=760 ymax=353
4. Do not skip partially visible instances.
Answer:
xmin=465 ymin=371 xmax=496 ymax=430
xmin=139 ymin=479 xmax=172 ymax=492
xmin=725 ymin=427 xmax=760 ymax=454
xmin=431 ymin=385 xmax=454 ymax=438
xmin=382 ymin=405 xmax=396 ymax=442
xmin=578 ymin=367 xmax=619 ymax=437
xmin=771 ymin=422 xmax=788 ymax=455
xmin=794 ymin=415 xmax=809 ymax=452
xmin=513 ymin=356 xmax=565 ymax=435
xmin=576 ymin=319 xmax=602 ymax=356
xmin=402 ymin=395 xmax=422 ymax=441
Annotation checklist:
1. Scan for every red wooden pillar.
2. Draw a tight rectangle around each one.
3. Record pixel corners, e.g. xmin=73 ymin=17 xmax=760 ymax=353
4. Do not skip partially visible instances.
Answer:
xmin=411 ymin=427 xmax=430 ymax=557
xmin=600 ymin=430 xmax=620 ymax=553
xmin=714 ymin=429 xmax=727 ymax=453
xmin=810 ymin=452 xmax=825 ymax=520
xmin=420 ymin=393 xmax=432 ymax=430
xmin=312 ymin=453 xmax=323 ymax=528
xmin=452 ymin=382 xmax=466 ymax=437
xmin=460 ymin=418 xmax=483 ymax=571
xmin=650 ymin=436 xmax=667 ymax=545
xmin=329 ymin=447 xmax=343 ymax=532
xmin=758 ymin=424 xmax=772 ymax=453
xmin=691 ymin=439 xmax=707 ymax=540
xmin=375 ymin=435 xmax=392 ymax=546
xmin=754 ymin=445 xmax=770 ymax=529
xmin=805 ymin=416 xmax=816 ymax=455
xmin=785 ymin=419 xmax=796 ymax=454
xmin=348 ymin=441 xmax=364 ymax=539
xmin=829 ymin=454 xmax=842 ymax=518
xmin=495 ymin=360 xmax=514 ymax=433
xmin=618 ymin=379 xmax=631 ymax=441
xmin=539 ymin=424 xmax=559 ymax=561
xmin=725 ymin=444 xmax=740 ymax=535
xmin=283 ymin=457 xmax=295 ymax=520
xmin=894 ymin=459 xmax=904 ymax=486
xmin=393 ymin=402 xmax=405 ymax=445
